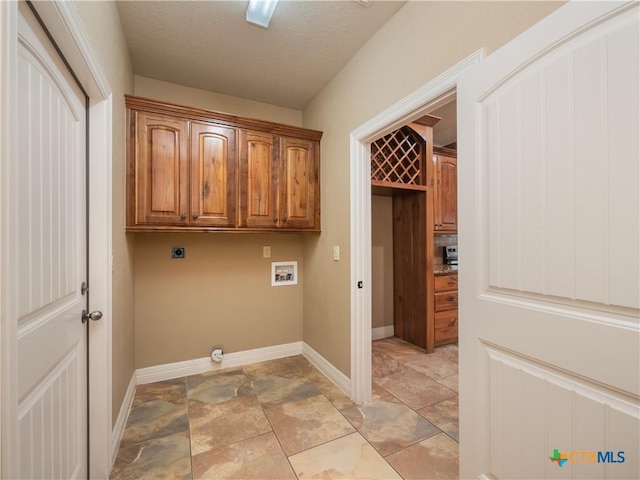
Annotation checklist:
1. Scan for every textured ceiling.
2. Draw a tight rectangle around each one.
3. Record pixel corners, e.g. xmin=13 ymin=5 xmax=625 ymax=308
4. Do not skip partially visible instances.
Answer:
xmin=116 ymin=1 xmax=406 ymax=110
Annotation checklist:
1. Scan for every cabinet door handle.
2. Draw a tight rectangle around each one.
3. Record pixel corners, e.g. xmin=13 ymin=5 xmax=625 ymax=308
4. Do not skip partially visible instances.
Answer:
xmin=448 ymin=317 xmax=458 ymax=326
xmin=448 ymin=296 xmax=456 ymax=303
xmin=192 ymin=214 xmax=198 ymax=220
xmin=283 ymin=216 xmax=287 ymax=222
xmin=180 ymin=214 xmax=186 ymax=220
xmin=273 ymin=217 xmax=277 ymax=223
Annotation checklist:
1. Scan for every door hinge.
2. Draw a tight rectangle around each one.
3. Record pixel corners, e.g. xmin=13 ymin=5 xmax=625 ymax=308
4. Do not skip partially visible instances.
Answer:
xmin=81 ymin=281 xmax=89 ymax=295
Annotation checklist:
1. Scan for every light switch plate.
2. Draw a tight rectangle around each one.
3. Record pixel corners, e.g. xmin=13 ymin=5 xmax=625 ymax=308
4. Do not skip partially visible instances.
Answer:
xmin=263 ymin=246 xmax=271 ymax=258
xmin=333 ymin=245 xmax=340 ymax=261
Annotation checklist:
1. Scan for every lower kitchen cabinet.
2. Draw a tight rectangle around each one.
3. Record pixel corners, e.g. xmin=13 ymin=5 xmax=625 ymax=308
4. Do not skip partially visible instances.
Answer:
xmin=433 ymin=274 xmax=458 ymax=346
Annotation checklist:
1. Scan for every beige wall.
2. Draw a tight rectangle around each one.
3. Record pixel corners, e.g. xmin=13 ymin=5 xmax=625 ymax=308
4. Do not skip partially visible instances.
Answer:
xmin=134 ymin=76 xmax=303 ymax=126
xmin=302 ymin=1 xmax=563 ymax=376
xmin=133 ymin=79 xmax=306 ymax=369
xmin=73 ymin=0 xmax=564 ymax=396
xmin=372 ymin=196 xmax=394 ymax=329
xmin=134 ymin=234 xmax=303 ymax=368
xmin=73 ymin=1 xmax=135 ymax=425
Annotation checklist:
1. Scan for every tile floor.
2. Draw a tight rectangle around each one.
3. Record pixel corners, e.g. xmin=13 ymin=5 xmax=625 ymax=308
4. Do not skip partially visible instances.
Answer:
xmin=111 ymin=337 xmax=459 ymax=479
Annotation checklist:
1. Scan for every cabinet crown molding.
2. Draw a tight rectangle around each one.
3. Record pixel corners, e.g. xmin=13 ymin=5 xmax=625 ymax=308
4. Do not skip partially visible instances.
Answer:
xmin=124 ymin=95 xmax=323 ymax=142
xmin=433 ymin=146 xmax=457 ymax=157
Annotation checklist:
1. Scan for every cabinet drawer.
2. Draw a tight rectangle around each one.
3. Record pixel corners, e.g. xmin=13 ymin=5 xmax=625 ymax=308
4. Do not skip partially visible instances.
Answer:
xmin=434 ymin=310 xmax=458 ymax=345
xmin=434 ymin=275 xmax=458 ymax=292
xmin=434 ymin=291 xmax=458 ymax=311
xmin=435 ymin=324 xmax=458 ymax=345
xmin=435 ymin=309 xmax=458 ymax=328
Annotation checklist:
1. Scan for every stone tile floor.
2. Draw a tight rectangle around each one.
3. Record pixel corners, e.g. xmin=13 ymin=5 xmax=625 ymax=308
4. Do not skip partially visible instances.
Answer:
xmin=110 ymin=337 xmax=459 ymax=479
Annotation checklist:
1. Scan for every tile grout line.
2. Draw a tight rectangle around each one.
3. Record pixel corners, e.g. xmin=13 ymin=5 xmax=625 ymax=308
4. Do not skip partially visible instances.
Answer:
xmin=115 ymin=340 xmax=458 ymax=479
xmin=183 ymin=376 xmax=195 ymax=480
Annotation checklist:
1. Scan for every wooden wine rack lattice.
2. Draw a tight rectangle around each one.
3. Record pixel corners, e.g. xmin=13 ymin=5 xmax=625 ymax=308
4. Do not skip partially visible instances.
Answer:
xmin=371 ymin=127 xmax=423 ymax=186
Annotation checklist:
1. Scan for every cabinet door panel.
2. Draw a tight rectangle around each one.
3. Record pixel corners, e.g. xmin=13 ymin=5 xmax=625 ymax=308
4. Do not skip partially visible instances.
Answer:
xmin=191 ymin=122 xmax=237 ymax=227
xmin=434 ymin=154 xmax=457 ymax=231
xmin=239 ymin=130 xmax=278 ymax=228
xmin=136 ymin=112 xmax=188 ymax=225
xmin=281 ymin=137 xmax=319 ymax=229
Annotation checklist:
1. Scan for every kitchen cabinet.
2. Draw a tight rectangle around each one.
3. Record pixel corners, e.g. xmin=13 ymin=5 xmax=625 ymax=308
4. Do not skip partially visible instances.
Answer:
xmin=433 ymin=273 xmax=458 ymax=346
xmin=238 ymin=132 xmax=319 ymax=230
xmin=130 ymin=113 xmax=236 ymax=228
xmin=279 ymin=136 xmax=319 ymax=229
xmin=239 ymin=130 xmax=278 ymax=228
xmin=433 ymin=147 xmax=457 ymax=232
xmin=190 ymin=122 xmax=237 ymax=227
xmin=133 ymin=111 xmax=190 ymax=226
xmin=126 ymin=95 xmax=322 ymax=232
xmin=370 ymin=115 xmax=442 ymax=351
xmin=392 ymin=192 xmax=428 ymax=349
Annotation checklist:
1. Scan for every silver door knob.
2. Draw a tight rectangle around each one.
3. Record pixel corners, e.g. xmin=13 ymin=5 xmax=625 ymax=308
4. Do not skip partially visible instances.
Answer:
xmin=82 ymin=310 xmax=103 ymax=323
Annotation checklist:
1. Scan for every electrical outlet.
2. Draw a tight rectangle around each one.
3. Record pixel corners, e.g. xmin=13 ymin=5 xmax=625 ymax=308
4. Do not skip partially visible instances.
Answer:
xmin=171 ymin=246 xmax=186 ymax=259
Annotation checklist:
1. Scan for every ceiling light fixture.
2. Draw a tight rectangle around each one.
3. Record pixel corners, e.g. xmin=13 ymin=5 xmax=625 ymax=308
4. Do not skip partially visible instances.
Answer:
xmin=246 ymin=0 xmax=279 ymax=29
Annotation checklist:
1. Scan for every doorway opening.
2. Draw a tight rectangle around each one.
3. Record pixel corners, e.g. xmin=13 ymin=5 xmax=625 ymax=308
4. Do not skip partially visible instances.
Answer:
xmin=348 ymin=50 xmax=483 ymax=405
xmin=368 ymin=98 xmax=460 ymax=460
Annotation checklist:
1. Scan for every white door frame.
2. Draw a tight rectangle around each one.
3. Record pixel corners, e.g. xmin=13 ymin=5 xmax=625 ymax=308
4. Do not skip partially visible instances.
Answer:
xmin=0 ymin=1 xmax=113 ymax=478
xmin=349 ymin=50 xmax=484 ymax=403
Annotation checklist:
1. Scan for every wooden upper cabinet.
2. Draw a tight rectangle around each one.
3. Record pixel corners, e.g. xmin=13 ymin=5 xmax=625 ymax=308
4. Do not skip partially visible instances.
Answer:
xmin=134 ymin=112 xmax=189 ymax=225
xmin=190 ymin=122 xmax=237 ymax=227
xmin=239 ymin=133 xmax=319 ymax=230
xmin=239 ymin=130 xmax=279 ymax=228
xmin=433 ymin=147 xmax=457 ymax=232
xmin=126 ymin=95 xmax=322 ymax=232
xmin=280 ymin=137 xmax=319 ymax=230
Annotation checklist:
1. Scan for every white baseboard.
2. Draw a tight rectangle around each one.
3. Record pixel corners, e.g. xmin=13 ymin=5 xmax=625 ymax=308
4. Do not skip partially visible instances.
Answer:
xmin=302 ymin=343 xmax=351 ymax=396
xmin=372 ymin=325 xmax=394 ymax=340
xmin=134 ymin=341 xmax=351 ymax=400
xmin=110 ymin=372 xmax=136 ymax=467
xmin=135 ymin=341 xmax=304 ymax=385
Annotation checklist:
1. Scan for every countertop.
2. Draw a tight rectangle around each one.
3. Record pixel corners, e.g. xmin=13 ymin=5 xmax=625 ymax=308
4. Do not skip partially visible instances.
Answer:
xmin=434 ymin=265 xmax=458 ymax=276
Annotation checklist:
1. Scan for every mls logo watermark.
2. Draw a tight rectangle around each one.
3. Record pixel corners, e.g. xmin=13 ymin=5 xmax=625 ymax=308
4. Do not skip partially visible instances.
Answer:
xmin=550 ymin=449 xmax=626 ymax=467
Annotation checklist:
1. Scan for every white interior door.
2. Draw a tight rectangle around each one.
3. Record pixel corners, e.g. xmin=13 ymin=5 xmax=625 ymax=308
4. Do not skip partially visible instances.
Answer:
xmin=458 ymin=2 xmax=639 ymax=479
xmin=4 ymin=3 xmax=88 ymax=478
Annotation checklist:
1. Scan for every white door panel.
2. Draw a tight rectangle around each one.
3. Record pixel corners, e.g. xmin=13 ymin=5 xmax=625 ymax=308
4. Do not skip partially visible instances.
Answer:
xmin=459 ymin=1 xmax=639 ymax=478
xmin=479 ymin=7 xmax=639 ymax=309
xmin=6 ymin=2 xmax=88 ymax=478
